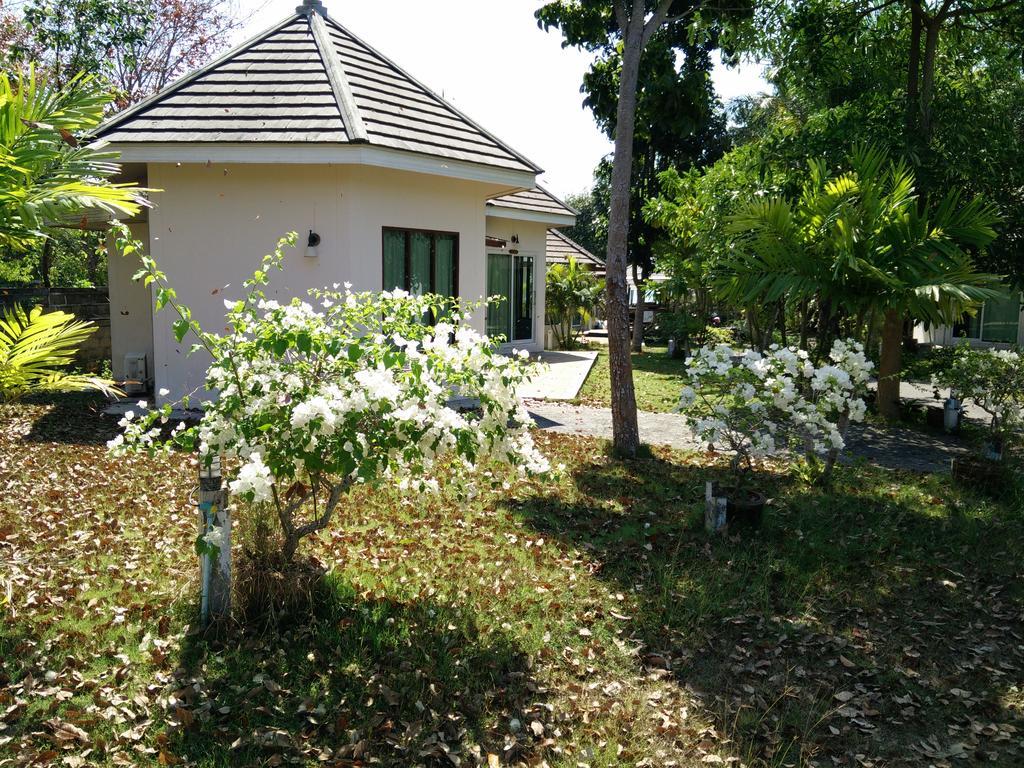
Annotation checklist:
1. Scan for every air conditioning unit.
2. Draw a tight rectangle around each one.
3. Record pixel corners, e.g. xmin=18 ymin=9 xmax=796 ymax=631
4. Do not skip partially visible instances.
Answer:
xmin=123 ymin=353 xmax=148 ymax=395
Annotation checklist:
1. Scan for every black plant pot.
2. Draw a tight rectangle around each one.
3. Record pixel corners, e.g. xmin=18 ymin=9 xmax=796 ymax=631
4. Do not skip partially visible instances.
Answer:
xmin=724 ymin=489 xmax=766 ymax=529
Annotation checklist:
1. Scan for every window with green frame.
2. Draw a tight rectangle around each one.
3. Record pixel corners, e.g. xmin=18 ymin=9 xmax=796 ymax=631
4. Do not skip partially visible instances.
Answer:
xmin=382 ymin=228 xmax=458 ymax=296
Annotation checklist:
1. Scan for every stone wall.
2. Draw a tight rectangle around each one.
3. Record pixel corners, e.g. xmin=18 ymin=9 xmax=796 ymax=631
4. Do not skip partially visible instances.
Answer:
xmin=0 ymin=287 xmax=111 ymax=370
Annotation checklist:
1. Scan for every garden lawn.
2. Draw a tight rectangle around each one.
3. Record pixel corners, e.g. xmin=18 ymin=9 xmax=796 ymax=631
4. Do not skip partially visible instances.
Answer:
xmin=2 ymin=395 xmax=1024 ymax=767
xmin=575 ymin=344 xmax=687 ymax=413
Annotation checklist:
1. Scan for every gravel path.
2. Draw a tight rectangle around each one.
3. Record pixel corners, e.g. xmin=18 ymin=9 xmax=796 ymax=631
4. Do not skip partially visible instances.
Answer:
xmin=525 ymin=400 xmax=970 ymax=473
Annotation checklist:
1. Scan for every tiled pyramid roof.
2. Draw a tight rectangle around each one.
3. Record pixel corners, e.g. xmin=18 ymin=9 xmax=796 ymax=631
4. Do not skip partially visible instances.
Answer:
xmin=546 ymin=229 xmax=604 ymax=273
xmin=98 ymin=1 xmax=540 ymax=174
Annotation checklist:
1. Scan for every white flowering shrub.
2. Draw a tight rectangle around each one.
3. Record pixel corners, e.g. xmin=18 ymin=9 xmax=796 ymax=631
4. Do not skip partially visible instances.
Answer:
xmin=932 ymin=345 xmax=1024 ymax=452
xmin=109 ymin=233 xmax=548 ymax=561
xmin=678 ymin=340 xmax=873 ymax=484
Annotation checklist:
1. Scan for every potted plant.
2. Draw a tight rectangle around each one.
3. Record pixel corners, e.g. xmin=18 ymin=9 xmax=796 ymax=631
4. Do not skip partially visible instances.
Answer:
xmin=679 ymin=340 xmax=873 ymax=532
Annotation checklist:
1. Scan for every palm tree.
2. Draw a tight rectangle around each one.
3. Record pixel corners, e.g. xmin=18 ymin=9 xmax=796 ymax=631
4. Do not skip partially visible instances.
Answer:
xmin=0 ymin=67 xmax=147 ymax=252
xmin=546 ymin=257 xmax=604 ymax=350
xmin=718 ymin=145 xmax=1002 ymax=420
xmin=0 ymin=304 xmax=120 ymax=402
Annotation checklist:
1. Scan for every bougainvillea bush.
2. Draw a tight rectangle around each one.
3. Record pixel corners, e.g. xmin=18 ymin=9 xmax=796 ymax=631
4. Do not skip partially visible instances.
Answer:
xmin=678 ymin=340 xmax=873 ymax=484
xmin=932 ymin=344 xmax=1024 ymax=455
xmin=109 ymin=233 xmax=548 ymax=561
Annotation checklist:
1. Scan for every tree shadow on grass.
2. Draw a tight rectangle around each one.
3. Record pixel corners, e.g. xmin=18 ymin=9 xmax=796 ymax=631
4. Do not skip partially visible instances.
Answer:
xmin=165 ymin=571 xmax=542 ymax=767
xmin=15 ymin=392 xmax=121 ymax=446
xmin=510 ymin=447 xmax=1024 ymax=765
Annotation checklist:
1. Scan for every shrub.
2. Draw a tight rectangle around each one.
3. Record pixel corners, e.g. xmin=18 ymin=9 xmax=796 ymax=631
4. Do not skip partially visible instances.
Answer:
xmin=932 ymin=344 xmax=1024 ymax=454
xmin=108 ymin=234 xmax=549 ymax=563
xmin=678 ymin=340 xmax=873 ymax=485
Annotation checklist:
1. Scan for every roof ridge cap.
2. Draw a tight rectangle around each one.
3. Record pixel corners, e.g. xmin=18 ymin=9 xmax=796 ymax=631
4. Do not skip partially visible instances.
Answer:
xmin=319 ymin=14 xmax=543 ymax=175
xmin=305 ymin=8 xmax=368 ymax=143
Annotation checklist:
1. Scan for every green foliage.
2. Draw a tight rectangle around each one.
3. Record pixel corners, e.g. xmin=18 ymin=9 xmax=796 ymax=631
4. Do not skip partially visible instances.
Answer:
xmin=728 ymin=0 xmax=1024 ymax=286
xmin=0 ymin=67 xmax=148 ymax=253
xmin=932 ymin=344 xmax=1024 ymax=449
xmin=545 ymin=257 xmax=604 ymax=350
xmin=718 ymin=145 xmax=1003 ymax=329
xmin=563 ymin=189 xmax=607 ymax=259
xmin=0 ymin=303 xmax=119 ymax=402
xmin=9 ymin=0 xmax=241 ymax=107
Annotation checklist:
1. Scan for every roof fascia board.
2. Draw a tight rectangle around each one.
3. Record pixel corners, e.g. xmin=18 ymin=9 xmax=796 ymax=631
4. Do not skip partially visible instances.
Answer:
xmin=96 ymin=13 xmax=303 ymax=137
xmin=307 ymin=10 xmax=368 ymax=142
xmin=319 ymin=13 xmax=544 ymax=175
xmin=108 ymin=142 xmax=537 ymax=187
xmin=486 ymin=206 xmax=576 ymax=227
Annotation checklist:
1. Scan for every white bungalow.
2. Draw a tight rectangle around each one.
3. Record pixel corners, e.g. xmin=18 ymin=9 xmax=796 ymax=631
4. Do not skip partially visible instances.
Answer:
xmin=100 ymin=0 xmax=575 ymax=399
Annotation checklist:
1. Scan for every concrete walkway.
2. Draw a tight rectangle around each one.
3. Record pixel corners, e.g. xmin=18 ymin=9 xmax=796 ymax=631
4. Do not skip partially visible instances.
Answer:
xmin=525 ymin=400 xmax=971 ymax=473
xmin=518 ymin=350 xmax=597 ymax=401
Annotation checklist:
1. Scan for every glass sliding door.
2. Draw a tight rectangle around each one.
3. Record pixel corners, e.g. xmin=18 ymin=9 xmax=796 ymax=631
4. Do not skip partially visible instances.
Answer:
xmin=486 ymin=253 xmax=534 ymax=343
xmin=513 ymin=255 xmax=534 ymax=342
xmin=486 ymin=253 xmax=512 ymax=340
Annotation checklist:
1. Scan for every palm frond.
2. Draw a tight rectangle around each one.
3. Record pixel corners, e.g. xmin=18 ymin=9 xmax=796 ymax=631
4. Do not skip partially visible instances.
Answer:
xmin=0 ymin=305 xmax=122 ymax=403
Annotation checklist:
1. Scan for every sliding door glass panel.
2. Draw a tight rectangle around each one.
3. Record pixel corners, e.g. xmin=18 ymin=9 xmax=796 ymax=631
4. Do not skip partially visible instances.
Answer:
xmin=383 ymin=230 xmax=406 ymax=291
xmin=435 ymin=235 xmax=456 ymax=297
xmin=982 ymin=295 xmax=1020 ymax=343
xmin=486 ymin=253 xmax=511 ymax=340
xmin=513 ymin=255 xmax=534 ymax=341
xmin=410 ymin=232 xmax=432 ymax=296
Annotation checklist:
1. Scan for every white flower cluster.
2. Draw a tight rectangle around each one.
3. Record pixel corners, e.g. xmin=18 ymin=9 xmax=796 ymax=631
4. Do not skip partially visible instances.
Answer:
xmin=678 ymin=340 xmax=874 ymax=468
xmin=109 ymin=283 xmax=549 ymax=508
xmin=931 ymin=344 xmax=1024 ymax=442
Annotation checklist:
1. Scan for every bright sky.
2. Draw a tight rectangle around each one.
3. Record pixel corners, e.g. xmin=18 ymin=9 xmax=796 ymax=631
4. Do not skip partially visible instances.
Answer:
xmin=239 ymin=0 xmax=770 ymax=199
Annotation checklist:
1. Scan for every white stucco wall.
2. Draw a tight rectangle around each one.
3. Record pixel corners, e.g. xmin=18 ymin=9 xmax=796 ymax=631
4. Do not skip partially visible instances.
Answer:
xmin=107 ymin=222 xmax=153 ymax=383
xmin=484 ymin=217 xmax=548 ymax=354
xmin=111 ymin=162 xmax=546 ymax=400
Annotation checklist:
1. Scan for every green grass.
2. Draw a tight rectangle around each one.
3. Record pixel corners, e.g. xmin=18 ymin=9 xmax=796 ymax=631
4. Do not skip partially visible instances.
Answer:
xmin=575 ymin=344 xmax=688 ymax=413
xmin=2 ymin=394 xmax=1024 ymax=766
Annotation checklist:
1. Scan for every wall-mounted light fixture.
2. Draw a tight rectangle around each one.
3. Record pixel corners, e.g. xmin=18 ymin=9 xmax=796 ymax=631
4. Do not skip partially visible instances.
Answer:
xmin=511 ymin=234 xmax=520 ymax=244
xmin=306 ymin=230 xmax=321 ymax=258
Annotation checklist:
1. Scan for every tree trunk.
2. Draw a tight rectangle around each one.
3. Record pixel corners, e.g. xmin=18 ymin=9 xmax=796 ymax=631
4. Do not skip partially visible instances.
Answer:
xmin=631 ymin=262 xmax=645 ymax=353
xmin=877 ymin=308 xmax=904 ymax=421
xmin=40 ymin=239 xmax=53 ymax=288
xmin=799 ymin=299 xmax=811 ymax=350
xmin=905 ymin=0 xmax=923 ymax=140
xmin=920 ymin=19 xmax=940 ymax=145
xmin=778 ymin=299 xmax=788 ymax=347
xmin=604 ymin=12 xmax=646 ymax=457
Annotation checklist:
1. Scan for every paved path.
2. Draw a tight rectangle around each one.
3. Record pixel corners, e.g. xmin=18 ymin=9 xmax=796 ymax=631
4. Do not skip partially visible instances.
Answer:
xmin=518 ymin=351 xmax=597 ymax=400
xmin=525 ymin=400 xmax=970 ymax=473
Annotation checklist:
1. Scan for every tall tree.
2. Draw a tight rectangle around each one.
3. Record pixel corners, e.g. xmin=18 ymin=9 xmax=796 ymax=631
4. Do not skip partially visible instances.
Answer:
xmin=537 ymin=0 xmax=750 ymax=456
xmin=581 ymin=35 xmax=727 ymax=351
xmin=6 ymin=0 xmax=249 ymax=107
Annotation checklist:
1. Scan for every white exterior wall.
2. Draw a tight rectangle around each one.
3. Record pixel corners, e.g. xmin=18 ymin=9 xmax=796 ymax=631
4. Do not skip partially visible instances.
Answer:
xmin=117 ymin=162 xmax=516 ymax=401
xmin=484 ymin=217 xmax=548 ymax=354
xmin=107 ymin=223 xmax=154 ymax=383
